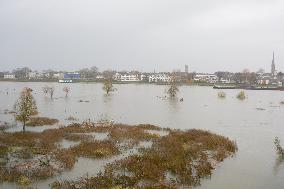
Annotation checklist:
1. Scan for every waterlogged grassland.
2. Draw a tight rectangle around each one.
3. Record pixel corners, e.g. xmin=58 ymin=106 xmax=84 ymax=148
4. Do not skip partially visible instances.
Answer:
xmin=0 ymin=122 xmax=237 ymax=188
xmin=53 ymin=129 xmax=237 ymax=188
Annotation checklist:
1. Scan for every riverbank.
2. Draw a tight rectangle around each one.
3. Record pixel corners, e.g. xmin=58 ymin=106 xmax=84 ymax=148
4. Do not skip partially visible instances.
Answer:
xmin=0 ymin=79 xmax=214 ymax=86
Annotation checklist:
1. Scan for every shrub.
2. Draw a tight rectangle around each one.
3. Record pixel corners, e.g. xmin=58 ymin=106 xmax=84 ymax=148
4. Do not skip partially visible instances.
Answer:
xmin=236 ymin=91 xmax=246 ymax=100
xmin=17 ymin=175 xmax=31 ymax=185
xmin=274 ymin=137 xmax=284 ymax=158
xmin=217 ymin=91 xmax=226 ymax=98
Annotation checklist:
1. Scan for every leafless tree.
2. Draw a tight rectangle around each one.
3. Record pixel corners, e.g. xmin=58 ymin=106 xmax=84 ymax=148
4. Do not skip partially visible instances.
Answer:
xmin=43 ymin=85 xmax=55 ymax=99
xmin=63 ymin=86 xmax=70 ymax=97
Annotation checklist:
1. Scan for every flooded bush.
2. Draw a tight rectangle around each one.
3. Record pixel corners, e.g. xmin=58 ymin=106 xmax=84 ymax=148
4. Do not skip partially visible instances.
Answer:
xmin=26 ymin=117 xmax=59 ymax=126
xmin=217 ymin=91 xmax=226 ymax=98
xmin=236 ymin=91 xmax=246 ymax=100
xmin=274 ymin=137 xmax=284 ymax=158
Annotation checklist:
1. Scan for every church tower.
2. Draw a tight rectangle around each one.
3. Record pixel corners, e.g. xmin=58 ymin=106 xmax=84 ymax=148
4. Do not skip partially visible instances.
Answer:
xmin=271 ymin=52 xmax=276 ymax=75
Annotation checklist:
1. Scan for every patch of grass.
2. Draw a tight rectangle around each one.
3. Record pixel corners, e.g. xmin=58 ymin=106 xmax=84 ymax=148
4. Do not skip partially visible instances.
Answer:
xmin=236 ymin=91 xmax=246 ymax=100
xmin=26 ymin=117 xmax=59 ymax=126
xmin=71 ymin=140 xmax=119 ymax=158
xmin=217 ymin=91 xmax=226 ymax=98
xmin=54 ymin=149 xmax=76 ymax=169
xmin=0 ymin=121 xmax=237 ymax=188
xmin=54 ymin=129 xmax=237 ymax=188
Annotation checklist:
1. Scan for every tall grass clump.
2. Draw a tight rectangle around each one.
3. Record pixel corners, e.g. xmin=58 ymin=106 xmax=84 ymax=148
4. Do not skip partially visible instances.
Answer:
xmin=217 ymin=91 xmax=226 ymax=98
xmin=236 ymin=91 xmax=246 ymax=100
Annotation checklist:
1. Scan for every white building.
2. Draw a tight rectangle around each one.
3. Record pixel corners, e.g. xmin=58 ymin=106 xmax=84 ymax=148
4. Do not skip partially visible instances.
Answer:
xmin=113 ymin=73 xmax=122 ymax=81
xmin=219 ymin=78 xmax=231 ymax=84
xmin=96 ymin=75 xmax=104 ymax=80
xmin=53 ymin=73 xmax=64 ymax=79
xmin=193 ymin=74 xmax=218 ymax=83
xmin=28 ymin=72 xmax=44 ymax=79
xmin=4 ymin=74 xmax=15 ymax=79
xmin=120 ymin=74 xmax=140 ymax=82
xmin=113 ymin=73 xmax=141 ymax=82
xmin=148 ymin=74 xmax=171 ymax=83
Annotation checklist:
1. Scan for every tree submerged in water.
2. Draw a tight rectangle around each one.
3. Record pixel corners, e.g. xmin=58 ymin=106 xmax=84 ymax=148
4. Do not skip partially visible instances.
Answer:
xmin=43 ymin=85 xmax=55 ymax=99
xmin=63 ymin=86 xmax=70 ymax=97
xmin=103 ymin=80 xmax=115 ymax=95
xmin=14 ymin=87 xmax=38 ymax=132
xmin=167 ymin=73 xmax=179 ymax=98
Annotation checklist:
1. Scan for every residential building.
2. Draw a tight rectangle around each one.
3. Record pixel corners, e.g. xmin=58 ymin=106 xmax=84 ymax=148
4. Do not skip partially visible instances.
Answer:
xmin=4 ymin=74 xmax=16 ymax=79
xmin=120 ymin=73 xmax=140 ymax=82
xmin=148 ymin=73 xmax=171 ymax=83
xmin=53 ymin=73 xmax=64 ymax=79
xmin=193 ymin=74 xmax=218 ymax=83
xmin=64 ymin=73 xmax=81 ymax=79
xmin=28 ymin=72 xmax=43 ymax=79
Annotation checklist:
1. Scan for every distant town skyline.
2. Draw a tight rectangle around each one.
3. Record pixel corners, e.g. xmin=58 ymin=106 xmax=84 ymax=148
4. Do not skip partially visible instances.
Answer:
xmin=0 ymin=52 xmax=279 ymax=74
xmin=0 ymin=0 xmax=283 ymax=73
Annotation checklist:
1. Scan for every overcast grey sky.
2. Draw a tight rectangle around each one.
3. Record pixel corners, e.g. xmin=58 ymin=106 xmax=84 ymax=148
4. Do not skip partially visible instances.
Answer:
xmin=0 ymin=0 xmax=283 ymax=73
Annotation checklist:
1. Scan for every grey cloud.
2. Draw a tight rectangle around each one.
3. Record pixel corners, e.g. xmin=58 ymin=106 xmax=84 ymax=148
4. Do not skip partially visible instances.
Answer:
xmin=0 ymin=0 xmax=283 ymax=73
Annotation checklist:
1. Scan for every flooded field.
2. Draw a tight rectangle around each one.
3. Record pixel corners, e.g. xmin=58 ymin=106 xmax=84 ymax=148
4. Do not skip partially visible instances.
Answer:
xmin=1 ymin=82 xmax=284 ymax=188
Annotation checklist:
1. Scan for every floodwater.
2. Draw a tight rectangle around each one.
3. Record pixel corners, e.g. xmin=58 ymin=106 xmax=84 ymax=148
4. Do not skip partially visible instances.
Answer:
xmin=1 ymin=81 xmax=284 ymax=189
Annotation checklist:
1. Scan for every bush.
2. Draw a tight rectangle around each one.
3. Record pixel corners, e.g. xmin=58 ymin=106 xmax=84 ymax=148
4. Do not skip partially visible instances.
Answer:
xmin=217 ymin=91 xmax=226 ymax=98
xmin=17 ymin=175 xmax=31 ymax=185
xmin=236 ymin=91 xmax=246 ymax=100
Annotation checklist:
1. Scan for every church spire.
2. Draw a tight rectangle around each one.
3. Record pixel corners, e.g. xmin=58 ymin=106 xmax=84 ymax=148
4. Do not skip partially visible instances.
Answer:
xmin=271 ymin=51 xmax=276 ymax=75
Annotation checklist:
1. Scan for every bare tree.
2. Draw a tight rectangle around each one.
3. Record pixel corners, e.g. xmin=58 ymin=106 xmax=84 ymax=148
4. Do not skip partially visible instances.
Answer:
xmin=63 ymin=86 xmax=70 ymax=97
xmin=14 ymin=88 xmax=37 ymax=132
xmin=43 ymin=85 xmax=55 ymax=99
xmin=49 ymin=86 xmax=55 ymax=99
xmin=42 ymin=85 xmax=49 ymax=95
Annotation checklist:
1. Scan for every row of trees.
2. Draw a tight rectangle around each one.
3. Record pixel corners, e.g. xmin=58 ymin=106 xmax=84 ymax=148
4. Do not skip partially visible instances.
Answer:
xmin=42 ymin=86 xmax=70 ymax=99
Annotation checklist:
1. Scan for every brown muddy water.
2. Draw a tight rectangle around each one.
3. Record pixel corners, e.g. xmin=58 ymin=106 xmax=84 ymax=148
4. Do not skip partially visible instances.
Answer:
xmin=1 ymin=82 xmax=284 ymax=189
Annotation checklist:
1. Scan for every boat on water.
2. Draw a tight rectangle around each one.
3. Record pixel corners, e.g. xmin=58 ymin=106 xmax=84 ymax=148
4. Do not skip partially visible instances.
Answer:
xmin=58 ymin=79 xmax=73 ymax=83
xmin=213 ymin=84 xmax=284 ymax=91
xmin=213 ymin=85 xmax=238 ymax=89
xmin=248 ymin=86 xmax=281 ymax=90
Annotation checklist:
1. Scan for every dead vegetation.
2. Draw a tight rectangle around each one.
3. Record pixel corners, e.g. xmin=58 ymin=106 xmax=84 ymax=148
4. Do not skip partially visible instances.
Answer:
xmin=52 ymin=127 xmax=237 ymax=189
xmin=0 ymin=122 xmax=237 ymax=188
xmin=26 ymin=117 xmax=59 ymax=126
